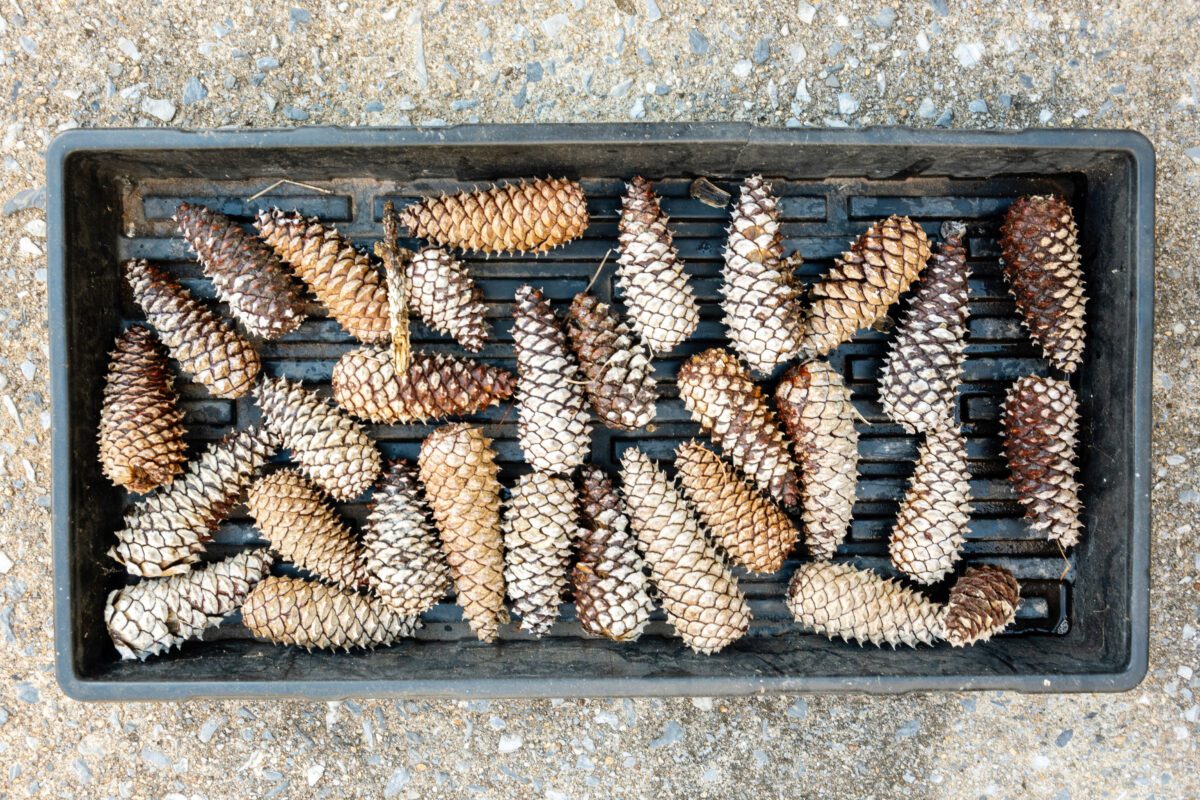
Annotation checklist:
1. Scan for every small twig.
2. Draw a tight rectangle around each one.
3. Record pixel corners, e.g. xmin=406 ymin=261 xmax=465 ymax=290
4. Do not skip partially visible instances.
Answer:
xmin=246 ymin=179 xmax=333 ymax=203
xmin=1057 ymin=540 xmax=1071 ymax=581
xmin=375 ymin=201 xmax=412 ymax=374
xmin=583 ymin=249 xmax=614 ymax=294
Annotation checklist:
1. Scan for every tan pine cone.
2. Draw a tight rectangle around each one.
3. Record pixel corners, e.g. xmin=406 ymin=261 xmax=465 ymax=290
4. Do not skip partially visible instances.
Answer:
xmin=254 ymin=209 xmax=390 ymax=343
xmin=99 ymin=325 xmax=187 ymax=493
xmin=408 ymin=247 xmax=489 ymax=351
xmin=673 ymin=441 xmax=799 ymax=574
xmin=999 ymin=196 xmax=1087 ymax=373
xmin=256 ymin=375 xmax=381 ymax=501
xmin=677 ymin=348 xmax=799 ymax=507
xmin=418 ymin=423 xmax=506 ymax=642
xmin=106 ymin=549 xmax=272 ymax=660
xmin=399 ymin=178 xmax=588 ymax=255
xmin=619 ymin=448 xmax=750 ymax=654
xmin=124 ymin=259 xmax=261 ymax=399
xmin=565 ymin=292 xmax=657 ymax=430
xmin=242 ymin=575 xmax=417 ymax=651
xmin=889 ymin=427 xmax=971 ymax=585
xmin=1001 ymin=375 xmax=1083 ymax=547
xmin=775 ymin=359 xmax=859 ymax=560
xmin=800 ymin=215 xmax=931 ymax=357
xmin=503 ymin=472 xmax=578 ymax=637
xmin=331 ymin=345 xmax=515 ymax=424
xmin=615 ymin=176 xmax=700 ymax=353
xmin=943 ymin=564 xmax=1021 ymax=646
xmin=175 ymin=202 xmax=305 ymax=339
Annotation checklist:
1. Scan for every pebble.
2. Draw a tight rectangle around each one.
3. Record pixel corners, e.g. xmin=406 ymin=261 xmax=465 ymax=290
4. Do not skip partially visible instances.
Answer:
xmin=969 ymin=98 xmax=989 ymax=113
xmin=256 ymin=56 xmax=280 ymax=71
xmin=838 ymin=93 xmax=860 ymax=115
xmin=917 ymin=97 xmax=937 ymax=119
xmin=1180 ymin=665 xmax=1194 ymax=680
xmin=895 ymin=719 xmax=920 ymax=739
xmin=526 ymin=61 xmax=543 ymax=82
xmin=594 ymin=710 xmax=620 ymax=728
xmin=629 ymin=96 xmax=646 ymax=119
xmin=752 ymin=37 xmax=771 ymax=65
xmin=998 ymin=93 xmax=1013 ymax=109
xmin=498 ymin=734 xmax=522 ymax=754
xmin=383 ymin=769 xmax=410 ymax=798
xmin=797 ymin=2 xmax=817 ymax=24
xmin=954 ymin=42 xmax=985 ymax=68
xmin=935 ymin=107 xmax=953 ymax=126
xmin=916 ymin=30 xmax=931 ymax=52
xmin=787 ymin=698 xmax=809 ymax=719
xmin=701 ymin=766 xmax=719 ymax=782
xmin=928 ymin=0 xmax=949 ymax=14
xmin=19 ymin=35 xmax=36 ymax=55
xmin=688 ymin=29 xmax=709 ymax=55
xmin=451 ymin=98 xmax=479 ymax=111
xmin=732 ymin=60 xmax=753 ymax=79
xmin=1056 ymin=729 xmax=1074 ymax=747
xmin=1185 ymin=147 xmax=1200 ymax=165
xmin=289 ymin=8 xmax=312 ymax=30
xmin=283 ymin=106 xmax=309 ymax=121
xmin=540 ymin=14 xmax=568 ymax=40
xmin=512 ymin=86 xmax=527 ymax=108
xmin=141 ymin=98 xmax=177 ymax=122
xmin=364 ymin=101 xmax=384 ymax=113
xmin=1031 ymin=753 xmax=1051 ymax=769
xmin=141 ymin=748 xmax=171 ymax=770
xmin=3 ymin=188 xmax=46 ymax=215
xmin=15 ymin=683 xmax=38 ymax=703
xmin=198 ymin=715 xmax=225 ymax=743
xmin=871 ymin=8 xmax=897 ymax=29
xmin=790 ymin=43 xmax=807 ymax=64
xmin=182 ymin=77 xmax=207 ymax=105
xmin=610 ymin=79 xmax=633 ymax=98
xmin=637 ymin=47 xmax=652 ymax=66
xmin=0 ymin=551 xmax=11 ymax=573
xmin=649 ymin=720 xmax=683 ymax=749
xmin=72 ymin=758 xmax=92 ymax=784
xmin=18 ymin=362 xmax=33 ymax=382
xmin=644 ymin=0 xmax=662 ymax=22
xmin=794 ymin=79 xmax=811 ymax=104
xmin=117 ymin=37 xmax=141 ymax=62
xmin=409 ymin=9 xmax=428 ymax=91
xmin=1039 ymin=108 xmax=1054 ymax=123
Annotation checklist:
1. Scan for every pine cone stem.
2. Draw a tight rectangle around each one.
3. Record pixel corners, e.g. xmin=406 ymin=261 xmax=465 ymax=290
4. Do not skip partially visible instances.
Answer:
xmin=376 ymin=202 xmax=413 ymax=372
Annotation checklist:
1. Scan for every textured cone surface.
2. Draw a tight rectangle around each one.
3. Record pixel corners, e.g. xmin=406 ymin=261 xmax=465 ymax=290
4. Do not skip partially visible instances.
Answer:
xmin=247 ymin=469 xmax=368 ymax=590
xmin=408 ymin=247 xmax=489 ymax=351
xmin=106 ymin=550 xmax=272 ymax=660
xmin=677 ymin=348 xmax=799 ymax=506
xmin=175 ymin=203 xmax=305 ymax=339
xmin=720 ymin=175 xmax=804 ymax=373
xmin=999 ymin=196 xmax=1087 ymax=373
xmin=879 ymin=222 xmax=970 ymax=433
xmin=775 ymin=360 xmax=859 ymax=560
xmin=512 ymin=285 xmax=592 ymax=473
xmin=800 ymin=215 xmax=931 ymax=357
xmin=256 ymin=375 xmax=381 ymax=501
xmin=1001 ymin=375 xmax=1083 ymax=547
xmin=619 ymin=449 xmax=750 ymax=654
xmin=124 ymin=259 xmax=261 ymax=399
xmin=565 ymin=293 xmax=657 ymax=430
xmin=418 ymin=424 xmax=506 ymax=642
xmin=109 ymin=427 xmax=279 ymax=577
xmin=503 ymin=472 xmax=578 ymax=637
xmin=674 ymin=441 xmax=799 ymax=574
xmin=242 ymin=576 xmax=417 ymax=651
xmin=615 ymin=176 xmax=700 ymax=353
xmin=573 ymin=466 xmax=652 ymax=642
xmin=889 ymin=427 xmax=971 ymax=585
xmin=943 ymin=564 xmax=1021 ymax=646
xmin=786 ymin=561 xmax=943 ymax=648
xmin=255 ymin=209 xmax=390 ymax=343
xmin=332 ymin=345 xmax=515 ymax=424
xmin=399 ymin=178 xmax=588 ymax=255
xmin=364 ymin=461 xmax=451 ymax=616
xmin=99 ymin=325 xmax=187 ymax=493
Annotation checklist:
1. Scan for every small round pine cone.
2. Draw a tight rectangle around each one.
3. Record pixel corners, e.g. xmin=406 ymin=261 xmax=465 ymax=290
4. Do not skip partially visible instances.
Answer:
xmin=502 ymin=472 xmax=579 ymax=637
xmin=408 ymin=247 xmax=490 ymax=351
xmin=565 ymin=292 xmax=657 ymax=430
xmin=889 ymin=427 xmax=971 ymax=585
xmin=942 ymin=564 xmax=1020 ymax=647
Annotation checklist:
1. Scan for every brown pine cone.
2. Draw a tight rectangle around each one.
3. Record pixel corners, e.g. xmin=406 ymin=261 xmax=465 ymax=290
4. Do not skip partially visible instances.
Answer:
xmin=124 ymin=259 xmax=261 ymax=399
xmin=565 ymin=292 xmax=657 ymax=430
xmin=999 ymin=195 xmax=1087 ymax=373
xmin=99 ymin=325 xmax=187 ymax=493
xmin=399 ymin=178 xmax=588 ymax=255
xmin=889 ymin=427 xmax=971 ymax=585
xmin=503 ymin=472 xmax=578 ymax=637
xmin=175 ymin=202 xmax=305 ymax=339
xmin=408 ymin=247 xmax=489 ymax=351
xmin=943 ymin=565 xmax=1020 ymax=647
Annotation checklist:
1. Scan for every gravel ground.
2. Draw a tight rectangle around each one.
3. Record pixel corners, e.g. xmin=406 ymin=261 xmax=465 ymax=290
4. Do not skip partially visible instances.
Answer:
xmin=2 ymin=0 xmax=1199 ymax=797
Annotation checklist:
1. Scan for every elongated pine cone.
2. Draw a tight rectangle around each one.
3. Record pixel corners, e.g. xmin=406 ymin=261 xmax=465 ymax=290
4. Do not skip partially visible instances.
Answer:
xmin=124 ymin=259 xmax=261 ymax=399
xmin=503 ymin=472 xmax=578 ymax=637
xmin=999 ymin=195 xmax=1087 ymax=373
xmin=573 ymin=466 xmax=652 ymax=642
xmin=1001 ymin=375 xmax=1083 ymax=547
xmin=408 ymin=247 xmax=489 ymax=351
xmin=106 ymin=549 xmax=272 ymax=660
xmin=175 ymin=202 xmax=305 ymax=339
xmin=879 ymin=221 xmax=970 ymax=433
xmin=619 ymin=449 xmax=750 ymax=654
xmin=512 ymin=285 xmax=591 ymax=473
xmin=677 ymin=348 xmax=799 ymax=507
xmin=254 ymin=209 xmax=390 ymax=343
xmin=99 ymin=325 xmax=187 ymax=493
xmin=256 ymin=375 xmax=380 ymax=501
xmin=943 ymin=564 xmax=1021 ymax=646
xmin=615 ymin=176 xmax=700 ymax=353
xmin=565 ymin=293 xmax=657 ymax=430
xmin=418 ymin=424 xmax=506 ymax=642
xmin=109 ymin=427 xmax=278 ymax=577
xmin=775 ymin=360 xmax=859 ymax=560
xmin=890 ymin=427 xmax=971 ymax=585
xmin=242 ymin=576 xmax=417 ymax=651
xmin=800 ymin=215 xmax=931 ymax=357
xmin=399 ymin=178 xmax=588 ymax=255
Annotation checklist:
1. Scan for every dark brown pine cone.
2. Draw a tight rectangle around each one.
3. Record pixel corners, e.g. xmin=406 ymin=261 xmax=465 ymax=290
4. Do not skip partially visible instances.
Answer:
xmin=565 ymin=292 xmax=657 ymax=430
xmin=942 ymin=564 xmax=1021 ymax=646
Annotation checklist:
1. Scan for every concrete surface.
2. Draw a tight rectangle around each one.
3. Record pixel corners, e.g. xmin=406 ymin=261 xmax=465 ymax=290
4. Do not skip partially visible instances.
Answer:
xmin=1 ymin=0 xmax=1198 ymax=797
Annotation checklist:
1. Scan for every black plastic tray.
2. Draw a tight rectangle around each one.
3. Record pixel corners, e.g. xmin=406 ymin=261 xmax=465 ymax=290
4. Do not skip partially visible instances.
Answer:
xmin=47 ymin=124 xmax=1153 ymax=700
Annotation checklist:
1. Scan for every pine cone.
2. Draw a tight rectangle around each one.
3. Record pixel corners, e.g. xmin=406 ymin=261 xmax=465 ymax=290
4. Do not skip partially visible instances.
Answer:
xmin=775 ymin=359 xmax=859 ymax=560
xmin=565 ymin=292 xmax=657 ymax=430
xmin=619 ymin=449 xmax=750 ymax=654
xmin=124 ymin=259 xmax=261 ymax=399
xmin=879 ymin=221 xmax=970 ymax=433
xmin=399 ymin=178 xmax=588 ymax=255
xmin=889 ymin=427 xmax=971 ymax=585
xmin=242 ymin=575 xmax=417 ymax=651
xmin=106 ymin=549 xmax=272 ymax=660
xmin=673 ymin=441 xmax=799 ymax=574
xmin=175 ymin=203 xmax=305 ymax=339
xmin=109 ymin=427 xmax=279 ymax=577
xmin=1001 ymin=375 xmax=1083 ymax=547
xmin=677 ymin=348 xmax=799 ymax=507
xmin=573 ymin=465 xmax=652 ymax=642
xmin=503 ymin=472 xmax=578 ymax=637
xmin=331 ymin=345 xmax=515 ymax=424
xmin=408 ymin=247 xmax=489 ymax=351
xmin=417 ymin=423 xmax=506 ymax=642
xmin=512 ymin=285 xmax=591 ymax=474
xmin=615 ymin=176 xmax=700 ymax=353
xmin=800 ymin=215 xmax=931 ymax=357
xmin=99 ymin=325 xmax=187 ymax=493
xmin=256 ymin=375 xmax=381 ymax=501
xmin=254 ymin=209 xmax=390 ymax=343
xmin=942 ymin=564 xmax=1021 ymax=646
xmin=999 ymin=196 xmax=1087 ymax=373
xmin=720 ymin=175 xmax=804 ymax=373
